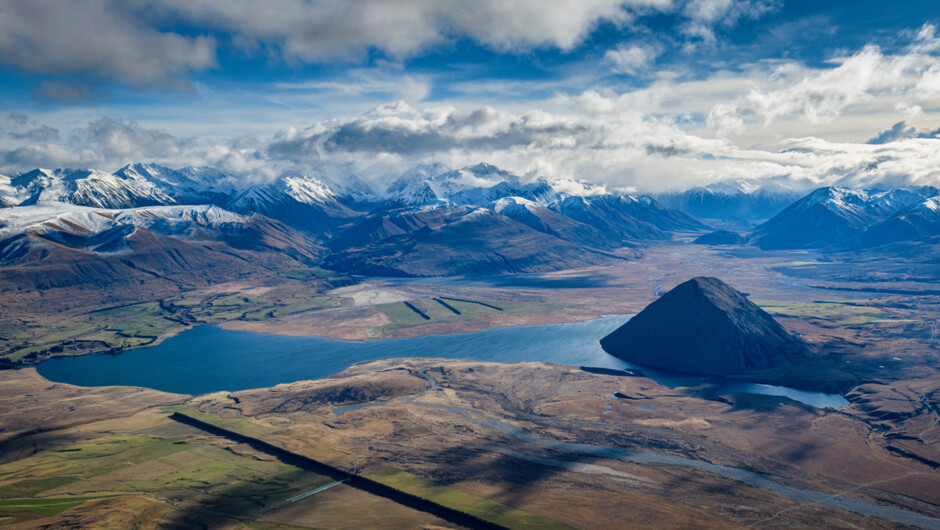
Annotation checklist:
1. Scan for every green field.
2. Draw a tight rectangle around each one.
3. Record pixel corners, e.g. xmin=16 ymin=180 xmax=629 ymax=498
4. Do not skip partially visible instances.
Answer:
xmin=757 ymin=301 xmax=890 ymax=324
xmin=366 ymin=467 xmax=571 ymax=529
xmin=377 ymin=297 xmax=555 ymax=333
xmin=280 ymin=267 xmax=347 ymax=281
xmin=165 ymin=405 xmax=275 ymax=438
xmin=0 ymin=286 xmax=341 ymax=363
xmin=0 ymin=407 xmax=568 ymax=528
xmin=0 ymin=416 xmax=334 ymax=521
xmin=0 ymin=496 xmax=116 ymax=516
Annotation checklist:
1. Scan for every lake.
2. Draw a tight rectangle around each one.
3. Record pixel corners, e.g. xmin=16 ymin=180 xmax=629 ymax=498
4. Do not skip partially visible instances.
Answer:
xmin=36 ymin=315 xmax=849 ymax=408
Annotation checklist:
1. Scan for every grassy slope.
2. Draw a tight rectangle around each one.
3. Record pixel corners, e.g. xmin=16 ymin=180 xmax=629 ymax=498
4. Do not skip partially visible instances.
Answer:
xmin=0 ymin=413 xmax=333 ymax=525
xmin=756 ymin=301 xmax=891 ymax=325
xmin=366 ymin=467 xmax=571 ymax=529
xmin=378 ymin=297 xmax=555 ymax=333
xmin=0 ymin=496 xmax=117 ymax=516
xmin=0 ymin=285 xmax=341 ymax=362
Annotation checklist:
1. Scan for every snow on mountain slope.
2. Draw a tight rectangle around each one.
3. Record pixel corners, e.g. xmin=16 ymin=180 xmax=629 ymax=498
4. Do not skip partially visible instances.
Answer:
xmin=750 ymin=186 xmax=940 ymax=250
xmin=115 ymin=163 xmax=235 ymax=205
xmin=384 ymin=163 xmax=454 ymax=206
xmin=0 ymin=175 xmax=23 ymax=207
xmin=851 ymin=196 xmax=940 ymax=247
xmin=750 ymin=187 xmax=879 ymax=250
xmin=0 ymin=204 xmax=248 ymax=245
xmin=226 ymin=175 xmax=362 ymax=233
xmin=656 ymin=180 xmax=802 ymax=220
xmin=550 ymin=193 xmax=706 ymax=242
xmin=9 ymin=168 xmax=175 ymax=209
xmin=449 ymin=179 xmax=561 ymax=206
xmin=385 ymin=162 xmax=530 ymax=206
xmin=435 ymin=163 xmax=521 ymax=197
xmin=0 ymin=203 xmax=324 ymax=269
xmin=551 ymin=195 xmax=663 ymax=241
xmin=865 ymin=188 xmax=932 ymax=218
xmin=491 ymin=196 xmax=618 ymax=248
xmin=319 ymin=171 xmax=378 ymax=204
xmin=490 ymin=196 xmax=540 ymax=214
xmin=323 ymin=203 xmax=620 ymax=277
xmin=0 ymin=203 xmax=116 ymax=237
xmin=326 ymin=205 xmax=468 ymax=250
xmin=607 ymin=194 xmax=708 ymax=232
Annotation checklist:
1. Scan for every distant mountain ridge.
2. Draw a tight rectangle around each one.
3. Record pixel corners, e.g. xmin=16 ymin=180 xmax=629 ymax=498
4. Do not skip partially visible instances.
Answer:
xmin=750 ymin=186 xmax=940 ymax=250
xmin=656 ymin=180 xmax=802 ymax=220
xmin=11 ymin=168 xmax=175 ymax=209
xmin=0 ymin=161 xmax=710 ymax=277
xmin=0 ymin=203 xmax=324 ymax=296
xmin=5 ymin=164 xmax=938 ymax=252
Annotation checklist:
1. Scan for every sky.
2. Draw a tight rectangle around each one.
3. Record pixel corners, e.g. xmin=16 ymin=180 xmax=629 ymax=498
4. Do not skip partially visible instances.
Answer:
xmin=1 ymin=0 xmax=939 ymax=192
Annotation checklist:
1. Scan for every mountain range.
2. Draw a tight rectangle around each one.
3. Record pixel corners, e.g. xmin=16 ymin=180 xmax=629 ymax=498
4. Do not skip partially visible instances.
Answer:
xmin=0 ymin=203 xmax=324 ymax=312
xmin=655 ymin=180 xmax=803 ymax=220
xmin=2 ymin=162 xmax=938 ymax=285
xmin=749 ymin=186 xmax=940 ymax=250
xmin=0 ymin=162 xmax=707 ymax=280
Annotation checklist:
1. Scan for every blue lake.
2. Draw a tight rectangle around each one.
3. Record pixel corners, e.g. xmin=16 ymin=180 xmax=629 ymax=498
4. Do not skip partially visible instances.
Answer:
xmin=36 ymin=315 xmax=848 ymax=408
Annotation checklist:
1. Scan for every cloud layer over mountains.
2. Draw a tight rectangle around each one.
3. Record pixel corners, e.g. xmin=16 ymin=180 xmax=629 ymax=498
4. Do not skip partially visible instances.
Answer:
xmin=4 ymin=92 xmax=939 ymax=193
xmin=0 ymin=1 xmax=938 ymax=193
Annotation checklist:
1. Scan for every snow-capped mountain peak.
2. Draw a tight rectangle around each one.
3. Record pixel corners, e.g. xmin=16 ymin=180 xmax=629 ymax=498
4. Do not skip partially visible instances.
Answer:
xmin=491 ymin=196 xmax=540 ymax=214
xmin=387 ymin=163 xmax=566 ymax=207
xmin=8 ymin=167 xmax=176 ymax=209
xmin=280 ymin=176 xmax=336 ymax=204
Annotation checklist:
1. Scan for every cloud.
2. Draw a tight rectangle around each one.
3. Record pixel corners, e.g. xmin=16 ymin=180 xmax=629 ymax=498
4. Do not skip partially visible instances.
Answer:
xmin=77 ymin=118 xmax=197 ymax=161
xmin=707 ymin=39 xmax=940 ymax=135
xmin=1 ymin=142 xmax=76 ymax=171
xmin=606 ymin=43 xmax=661 ymax=75
xmin=1 ymin=118 xmax=201 ymax=172
xmin=0 ymin=0 xmax=775 ymax=88
xmin=5 ymin=113 xmax=31 ymax=127
xmin=2 ymin=22 xmax=939 ymax=192
xmin=0 ymin=0 xmax=668 ymax=86
xmin=2 ymin=95 xmax=940 ymax=193
xmin=0 ymin=113 xmax=59 ymax=143
xmin=868 ymin=121 xmax=940 ymax=144
xmin=680 ymin=0 xmax=779 ymax=42
xmin=256 ymin=95 xmax=940 ymax=192
xmin=271 ymin=68 xmax=432 ymax=106
xmin=910 ymin=23 xmax=940 ymax=54
xmin=776 ymin=136 xmax=940 ymax=190
xmin=35 ymin=81 xmax=89 ymax=103
xmin=267 ymin=103 xmax=590 ymax=159
xmin=151 ymin=0 xmax=646 ymax=61
xmin=9 ymin=126 xmax=60 ymax=143
xmin=0 ymin=0 xmax=216 ymax=86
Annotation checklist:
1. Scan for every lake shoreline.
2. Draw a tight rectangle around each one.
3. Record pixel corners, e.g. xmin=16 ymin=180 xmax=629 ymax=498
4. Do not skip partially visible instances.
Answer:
xmin=35 ymin=317 xmax=849 ymax=408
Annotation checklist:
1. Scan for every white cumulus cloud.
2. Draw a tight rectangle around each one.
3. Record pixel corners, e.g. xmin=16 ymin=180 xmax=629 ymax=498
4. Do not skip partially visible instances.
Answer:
xmin=707 ymin=27 xmax=940 ymax=135
xmin=0 ymin=0 xmax=216 ymax=87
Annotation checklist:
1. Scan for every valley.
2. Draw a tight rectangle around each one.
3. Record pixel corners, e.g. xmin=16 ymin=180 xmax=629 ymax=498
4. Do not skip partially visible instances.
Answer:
xmin=3 ymin=4 xmax=940 ymax=527
xmin=0 ymin=163 xmax=938 ymax=528
xmin=2 ymin=355 xmax=938 ymax=528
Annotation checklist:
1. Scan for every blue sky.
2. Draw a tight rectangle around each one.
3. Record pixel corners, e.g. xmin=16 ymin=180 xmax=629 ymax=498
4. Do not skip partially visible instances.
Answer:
xmin=1 ymin=0 xmax=939 ymax=191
